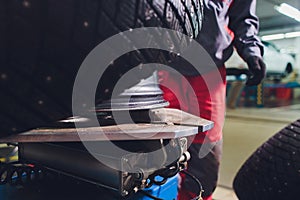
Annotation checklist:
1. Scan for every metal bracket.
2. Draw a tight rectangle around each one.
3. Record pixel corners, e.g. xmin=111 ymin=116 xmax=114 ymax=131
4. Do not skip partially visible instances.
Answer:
xmin=148 ymin=108 xmax=214 ymax=132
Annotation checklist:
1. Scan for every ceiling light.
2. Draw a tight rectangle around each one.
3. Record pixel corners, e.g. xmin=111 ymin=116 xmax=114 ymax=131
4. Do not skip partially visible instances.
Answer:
xmin=274 ymin=3 xmax=300 ymax=22
xmin=261 ymin=34 xmax=285 ymax=41
xmin=261 ymin=31 xmax=300 ymax=41
xmin=285 ymin=31 xmax=300 ymax=38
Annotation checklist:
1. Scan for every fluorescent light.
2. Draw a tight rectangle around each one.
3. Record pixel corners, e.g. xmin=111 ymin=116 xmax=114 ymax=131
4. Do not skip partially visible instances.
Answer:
xmin=262 ymin=31 xmax=300 ymax=41
xmin=274 ymin=3 xmax=300 ymax=22
xmin=261 ymin=34 xmax=285 ymax=41
xmin=285 ymin=31 xmax=300 ymax=38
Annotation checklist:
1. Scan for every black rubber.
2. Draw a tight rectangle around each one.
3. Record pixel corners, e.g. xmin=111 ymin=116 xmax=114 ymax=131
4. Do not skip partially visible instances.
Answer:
xmin=233 ymin=119 xmax=300 ymax=200
xmin=285 ymin=63 xmax=293 ymax=74
xmin=0 ymin=0 xmax=203 ymax=137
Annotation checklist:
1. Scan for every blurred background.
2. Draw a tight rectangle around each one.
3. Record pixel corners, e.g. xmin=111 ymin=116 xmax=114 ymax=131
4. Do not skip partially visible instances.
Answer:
xmin=216 ymin=0 xmax=300 ymax=199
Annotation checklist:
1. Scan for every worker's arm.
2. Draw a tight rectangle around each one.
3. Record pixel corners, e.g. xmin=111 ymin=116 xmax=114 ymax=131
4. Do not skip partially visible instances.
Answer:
xmin=228 ymin=0 xmax=266 ymax=86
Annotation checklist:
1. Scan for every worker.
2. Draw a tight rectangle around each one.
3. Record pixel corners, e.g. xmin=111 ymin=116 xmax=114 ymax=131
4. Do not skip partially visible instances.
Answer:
xmin=159 ymin=0 xmax=266 ymax=199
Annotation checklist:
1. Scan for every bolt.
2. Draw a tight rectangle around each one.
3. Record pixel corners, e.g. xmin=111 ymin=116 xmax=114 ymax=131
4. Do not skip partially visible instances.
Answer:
xmin=121 ymin=190 xmax=128 ymax=196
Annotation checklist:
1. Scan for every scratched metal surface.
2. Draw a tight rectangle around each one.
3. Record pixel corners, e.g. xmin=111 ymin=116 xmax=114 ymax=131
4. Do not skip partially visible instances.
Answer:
xmin=0 ymin=124 xmax=198 ymax=143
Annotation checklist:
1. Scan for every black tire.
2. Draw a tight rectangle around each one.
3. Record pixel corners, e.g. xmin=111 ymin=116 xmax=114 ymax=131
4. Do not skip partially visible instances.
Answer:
xmin=233 ymin=119 xmax=300 ymax=200
xmin=285 ymin=63 xmax=293 ymax=74
xmin=0 ymin=0 xmax=203 ymax=137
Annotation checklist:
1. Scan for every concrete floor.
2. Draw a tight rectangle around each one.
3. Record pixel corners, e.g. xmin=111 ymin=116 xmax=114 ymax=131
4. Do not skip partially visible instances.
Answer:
xmin=213 ymin=105 xmax=300 ymax=200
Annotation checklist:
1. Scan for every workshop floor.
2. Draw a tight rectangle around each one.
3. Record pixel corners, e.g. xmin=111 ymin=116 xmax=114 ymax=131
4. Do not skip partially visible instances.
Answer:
xmin=213 ymin=105 xmax=300 ymax=200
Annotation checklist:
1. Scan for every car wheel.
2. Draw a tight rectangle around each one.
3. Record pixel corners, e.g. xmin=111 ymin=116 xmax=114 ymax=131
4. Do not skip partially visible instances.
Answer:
xmin=284 ymin=63 xmax=293 ymax=75
xmin=233 ymin=119 xmax=300 ymax=199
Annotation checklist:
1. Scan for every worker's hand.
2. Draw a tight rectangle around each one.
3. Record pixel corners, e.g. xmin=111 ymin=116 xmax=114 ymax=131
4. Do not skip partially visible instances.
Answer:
xmin=246 ymin=56 xmax=266 ymax=86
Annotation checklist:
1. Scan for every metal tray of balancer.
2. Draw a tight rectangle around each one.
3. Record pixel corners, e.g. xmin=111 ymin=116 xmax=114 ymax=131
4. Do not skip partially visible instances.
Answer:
xmin=0 ymin=108 xmax=213 ymax=197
